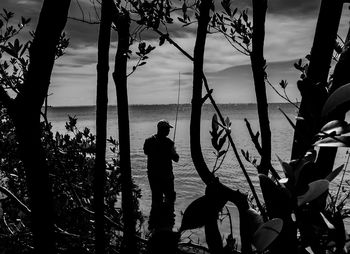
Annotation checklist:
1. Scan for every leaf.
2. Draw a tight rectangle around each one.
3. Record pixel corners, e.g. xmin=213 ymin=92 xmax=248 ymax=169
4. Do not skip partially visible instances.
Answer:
xmin=225 ymin=116 xmax=230 ymax=127
xmin=252 ymin=218 xmax=283 ymax=251
xmin=180 ymin=196 xmax=215 ymax=231
xmin=218 ymin=150 xmax=226 ymax=158
xmin=0 ymin=45 xmax=17 ymax=58
xmin=217 ymin=134 xmax=227 ymax=151
xmin=221 ymin=0 xmax=231 ymax=16
xmin=276 ymin=154 xmax=294 ymax=181
xmin=322 ymin=83 xmax=350 ymax=117
xmin=159 ymin=35 xmax=166 ymax=46
xmin=211 ymin=137 xmax=219 ymax=151
xmin=318 ymin=120 xmax=350 ymax=136
xmin=182 ymin=2 xmax=187 ymax=14
xmin=177 ymin=17 xmax=186 ymax=23
xmin=242 ymin=11 xmax=248 ymax=22
xmin=212 ymin=114 xmax=218 ymax=132
xmin=325 ymin=164 xmax=344 ymax=182
xmin=314 ymin=136 xmax=350 ymax=147
xmin=297 ymin=179 xmax=329 ymax=206
xmin=217 ymin=129 xmax=224 ymax=138
xmin=279 ymin=80 xmax=288 ymax=89
xmin=19 ymin=41 xmax=29 ymax=57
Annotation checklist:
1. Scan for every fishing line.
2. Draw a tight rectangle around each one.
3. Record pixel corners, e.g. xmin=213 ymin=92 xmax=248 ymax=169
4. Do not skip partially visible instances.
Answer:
xmin=173 ymin=72 xmax=181 ymax=142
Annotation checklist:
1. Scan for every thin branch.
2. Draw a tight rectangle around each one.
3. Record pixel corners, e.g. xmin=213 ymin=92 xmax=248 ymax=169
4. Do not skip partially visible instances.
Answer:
xmin=154 ymin=29 xmax=194 ymax=61
xmin=244 ymin=118 xmax=263 ymax=155
xmin=0 ymin=85 xmax=15 ymax=111
xmin=213 ymin=142 xmax=230 ymax=173
xmin=265 ymin=77 xmax=299 ymax=109
xmin=75 ymin=0 xmax=85 ymax=20
xmin=212 ymin=26 xmax=250 ymax=56
xmin=3 ymin=216 xmax=14 ymax=235
xmin=201 ymin=73 xmax=268 ymax=221
xmin=67 ymin=16 xmax=100 ymax=24
xmin=278 ymin=107 xmax=296 ymax=130
xmin=0 ymin=186 xmax=30 ymax=215
xmin=335 ymin=150 xmax=350 ymax=211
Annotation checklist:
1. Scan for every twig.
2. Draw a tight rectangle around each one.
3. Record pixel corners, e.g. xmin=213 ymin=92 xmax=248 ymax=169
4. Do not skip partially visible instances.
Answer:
xmin=201 ymin=73 xmax=268 ymax=221
xmin=213 ymin=142 xmax=230 ymax=173
xmin=3 ymin=215 xmax=14 ymax=235
xmin=225 ymin=206 xmax=233 ymax=237
xmin=278 ymin=107 xmax=296 ymax=129
xmin=244 ymin=118 xmax=263 ymax=155
xmin=0 ymin=186 xmax=31 ymax=215
xmin=265 ymin=77 xmax=299 ymax=109
xmin=67 ymin=16 xmax=100 ymax=24
xmin=335 ymin=150 xmax=350 ymax=212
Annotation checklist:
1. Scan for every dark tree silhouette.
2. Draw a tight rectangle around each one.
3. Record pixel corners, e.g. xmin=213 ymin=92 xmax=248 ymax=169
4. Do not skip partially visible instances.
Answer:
xmin=292 ymin=0 xmax=343 ymax=177
xmin=191 ymin=1 xmax=254 ymax=253
xmin=112 ymin=9 xmax=137 ymax=254
xmin=94 ymin=0 xmax=113 ymax=253
xmin=0 ymin=0 xmax=71 ymax=252
xmin=250 ymin=0 xmax=271 ymax=176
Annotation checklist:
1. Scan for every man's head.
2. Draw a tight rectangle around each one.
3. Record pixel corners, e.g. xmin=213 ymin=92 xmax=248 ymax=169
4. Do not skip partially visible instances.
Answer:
xmin=157 ymin=119 xmax=173 ymax=137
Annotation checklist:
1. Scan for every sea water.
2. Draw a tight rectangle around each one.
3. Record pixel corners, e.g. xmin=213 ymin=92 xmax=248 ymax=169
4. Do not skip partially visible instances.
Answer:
xmin=46 ymin=103 xmax=350 ymax=242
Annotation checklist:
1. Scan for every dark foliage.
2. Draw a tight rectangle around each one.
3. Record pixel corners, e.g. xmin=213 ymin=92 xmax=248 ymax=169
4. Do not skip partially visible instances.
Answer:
xmin=0 ymin=109 xmax=143 ymax=253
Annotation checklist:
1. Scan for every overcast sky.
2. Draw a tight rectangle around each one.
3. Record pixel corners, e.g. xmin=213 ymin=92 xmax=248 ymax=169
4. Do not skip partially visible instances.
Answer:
xmin=2 ymin=0 xmax=350 ymax=106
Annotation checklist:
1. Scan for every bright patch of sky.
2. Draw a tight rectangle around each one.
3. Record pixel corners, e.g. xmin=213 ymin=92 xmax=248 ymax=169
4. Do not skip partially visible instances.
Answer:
xmin=3 ymin=0 xmax=350 ymax=106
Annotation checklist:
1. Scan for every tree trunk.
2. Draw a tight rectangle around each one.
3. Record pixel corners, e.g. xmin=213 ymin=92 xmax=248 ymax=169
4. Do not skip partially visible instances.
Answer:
xmin=94 ymin=0 xmax=113 ymax=253
xmin=191 ymin=0 xmax=215 ymax=186
xmin=314 ymin=27 xmax=350 ymax=180
xmin=11 ymin=0 xmax=71 ymax=252
xmin=291 ymin=0 xmax=343 ymax=170
xmin=112 ymin=10 xmax=137 ymax=254
xmin=250 ymin=0 xmax=271 ymax=175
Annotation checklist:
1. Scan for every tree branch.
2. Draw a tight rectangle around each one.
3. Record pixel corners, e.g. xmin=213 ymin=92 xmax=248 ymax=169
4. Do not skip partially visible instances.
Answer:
xmin=0 ymin=186 xmax=31 ymax=215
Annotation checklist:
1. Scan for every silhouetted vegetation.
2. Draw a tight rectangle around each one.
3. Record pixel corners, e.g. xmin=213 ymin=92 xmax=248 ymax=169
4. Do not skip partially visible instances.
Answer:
xmin=2 ymin=0 xmax=350 ymax=253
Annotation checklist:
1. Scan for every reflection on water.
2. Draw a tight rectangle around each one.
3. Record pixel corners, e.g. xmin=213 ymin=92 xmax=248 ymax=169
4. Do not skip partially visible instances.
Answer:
xmin=47 ymin=104 xmax=350 ymax=238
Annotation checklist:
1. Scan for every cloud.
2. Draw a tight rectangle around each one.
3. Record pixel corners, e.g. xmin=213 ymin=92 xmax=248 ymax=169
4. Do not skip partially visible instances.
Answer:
xmin=231 ymin=0 xmax=320 ymax=16
xmin=4 ymin=1 xmax=350 ymax=106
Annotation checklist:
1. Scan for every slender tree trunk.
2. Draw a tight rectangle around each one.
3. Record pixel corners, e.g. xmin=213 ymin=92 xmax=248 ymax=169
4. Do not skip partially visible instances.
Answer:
xmin=112 ymin=10 xmax=137 ymax=254
xmin=250 ymin=0 xmax=271 ymax=175
xmin=314 ymin=26 xmax=350 ymax=180
xmin=191 ymin=0 xmax=215 ymax=186
xmin=9 ymin=0 xmax=70 ymax=252
xmin=291 ymin=0 xmax=343 ymax=170
xmin=94 ymin=0 xmax=113 ymax=253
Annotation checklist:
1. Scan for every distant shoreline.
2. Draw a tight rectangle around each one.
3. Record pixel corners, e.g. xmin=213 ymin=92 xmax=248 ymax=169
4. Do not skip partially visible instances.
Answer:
xmin=46 ymin=102 xmax=299 ymax=109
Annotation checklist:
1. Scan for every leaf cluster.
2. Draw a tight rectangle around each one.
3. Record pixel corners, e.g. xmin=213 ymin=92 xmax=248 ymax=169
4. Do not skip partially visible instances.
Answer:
xmin=0 ymin=111 xmax=143 ymax=253
xmin=131 ymin=0 xmax=173 ymax=30
xmin=210 ymin=114 xmax=231 ymax=173
xmin=128 ymin=41 xmax=156 ymax=76
xmin=211 ymin=1 xmax=252 ymax=55
xmin=0 ymin=10 xmax=69 ymax=97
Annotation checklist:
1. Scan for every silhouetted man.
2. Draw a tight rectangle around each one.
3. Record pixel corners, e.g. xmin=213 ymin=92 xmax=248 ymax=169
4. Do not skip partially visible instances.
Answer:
xmin=144 ymin=119 xmax=179 ymax=231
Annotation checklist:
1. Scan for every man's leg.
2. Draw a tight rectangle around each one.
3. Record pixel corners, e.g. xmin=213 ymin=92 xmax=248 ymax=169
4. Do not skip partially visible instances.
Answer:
xmin=163 ymin=174 xmax=176 ymax=229
xmin=148 ymin=172 xmax=162 ymax=230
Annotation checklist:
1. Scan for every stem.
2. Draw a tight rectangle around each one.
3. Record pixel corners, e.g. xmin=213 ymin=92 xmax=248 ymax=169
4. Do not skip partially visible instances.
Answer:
xmin=94 ymin=0 xmax=113 ymax=252
xmin=335 ymin=150 xmax=350 ymax=212
xmin=112 ymin=9 xmax=137 ymax=254
xmin=202 ymin=73 xmax=267 ymax=221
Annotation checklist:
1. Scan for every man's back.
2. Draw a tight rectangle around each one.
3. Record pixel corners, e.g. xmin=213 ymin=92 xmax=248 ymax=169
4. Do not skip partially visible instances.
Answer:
xmin=144 ymin=134 xmax=175 ymax=175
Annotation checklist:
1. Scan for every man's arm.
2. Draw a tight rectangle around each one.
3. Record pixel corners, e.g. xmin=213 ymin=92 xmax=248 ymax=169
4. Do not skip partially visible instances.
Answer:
xmin=143 ymin=138 xmax=150 ymax=155
xmin=171 ymin=145 xmax=179 ymax=162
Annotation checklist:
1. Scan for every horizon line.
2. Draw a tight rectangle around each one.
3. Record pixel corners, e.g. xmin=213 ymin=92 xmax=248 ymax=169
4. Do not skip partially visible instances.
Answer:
xmin=46 ymin=102 xmax=298 ymax=108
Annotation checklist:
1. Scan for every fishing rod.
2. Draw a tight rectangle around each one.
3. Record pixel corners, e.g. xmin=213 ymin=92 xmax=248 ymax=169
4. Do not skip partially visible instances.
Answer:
xmin=173 ymin=72 xmax=181 ymax=142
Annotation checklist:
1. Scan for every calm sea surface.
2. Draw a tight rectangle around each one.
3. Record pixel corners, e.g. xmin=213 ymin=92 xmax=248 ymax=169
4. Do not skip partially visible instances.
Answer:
xmin=46 ymin=104 xmax=350 ymax=239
